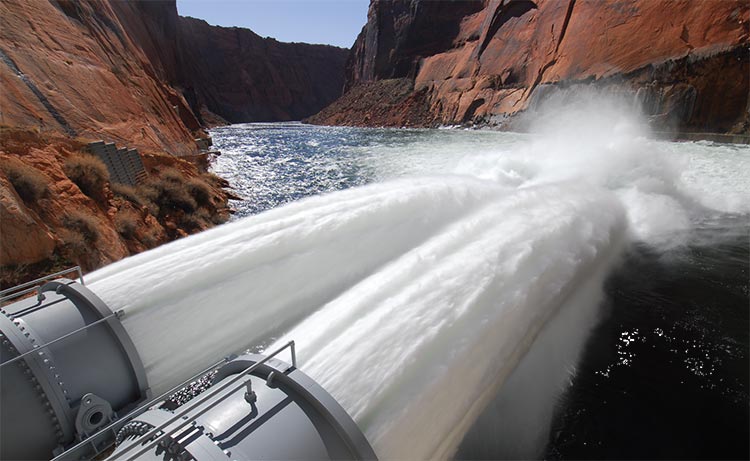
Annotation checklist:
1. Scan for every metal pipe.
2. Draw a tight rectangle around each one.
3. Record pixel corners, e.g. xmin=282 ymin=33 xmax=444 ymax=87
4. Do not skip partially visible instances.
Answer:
xmin=51 ymin=356 xmax=230 ymax=461
xmin=111 ymin=341 xmax=296 ymax=461
xmin=2 ymin=277 xmax=148 ymax=460
xmin=0 ymin=311 xmax=121 ymax=369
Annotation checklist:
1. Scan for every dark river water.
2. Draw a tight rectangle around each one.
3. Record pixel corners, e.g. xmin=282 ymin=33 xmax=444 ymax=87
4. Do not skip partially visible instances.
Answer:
xmin=208 ymin=122 xmax=749 ymax=459
xmin=545 ymin=215 xmax=748 ymax=460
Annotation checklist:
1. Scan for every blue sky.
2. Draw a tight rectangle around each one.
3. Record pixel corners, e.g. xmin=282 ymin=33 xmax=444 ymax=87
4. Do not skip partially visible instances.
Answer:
xmin=176 ymin=0 xmax=370 ymax=48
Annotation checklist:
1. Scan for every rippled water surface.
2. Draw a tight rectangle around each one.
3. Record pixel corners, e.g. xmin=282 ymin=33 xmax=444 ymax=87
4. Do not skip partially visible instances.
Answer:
xmin=209 ymin=123 xmax=527 ymax=217
xmin=91 ymin=117 xmax=748 ymax=459
xmin=208 ymin=122 xmax=749 ymax=459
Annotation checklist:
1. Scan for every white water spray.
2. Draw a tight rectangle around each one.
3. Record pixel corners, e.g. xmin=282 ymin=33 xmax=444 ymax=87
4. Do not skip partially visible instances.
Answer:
xmin=87 ymin=94 xmax=749 ymax=459
xmin=89 ymin=177 xmax=501 ymax=393
xmin=267 ymin=183 xmax=626 ymax=459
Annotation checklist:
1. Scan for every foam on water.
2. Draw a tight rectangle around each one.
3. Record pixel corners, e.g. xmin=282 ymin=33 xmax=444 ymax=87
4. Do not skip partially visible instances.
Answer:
xmin=87 ymin=96 xmax=749 ymax=459
xmin=89 ymin=177 xmax=503 ymax=393
xmin=267 ymin=183 xmax=626 ymax=459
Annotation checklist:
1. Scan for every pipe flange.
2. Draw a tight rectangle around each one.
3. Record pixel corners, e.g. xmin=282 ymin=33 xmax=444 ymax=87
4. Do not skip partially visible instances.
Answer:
xmin=43 ymin=280 xmax=150 ymax=401
xmin=0 ymin=329 xmax=65 ymax=442
xmin=1 ymin=279 xmax=151 ymax=461
xmin=12 ymin=315 xmax=73 ymax=399
xmin=75 ymin=393 xmax=114 ymax=438
xmin=0 ymin=310 xmax=71 ymax=445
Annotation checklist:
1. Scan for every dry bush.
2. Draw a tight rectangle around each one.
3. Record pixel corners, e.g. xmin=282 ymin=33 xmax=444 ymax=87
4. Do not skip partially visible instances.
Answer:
xmin=181 ymin=209 xmax=211 ymax=233
xmin=59 ymin=228 xmax=87 ymax=256
xmin=186 ymin=178 xmax=212 ymax=207
xmin=115 ymin=210 xmax=139 ymax=239
xmin=64 ymin=154 xmax=110 ymax=201
xmin=160 ymin=167 xmax=184 ymax=183
xmin=0 ymin=158 xmax=49 ymax=203
xmin=60 ymin=137 xmax=89 ymax=153
xmin=141 ymin=178 xmax=197 ymax=216
xmin=111 ymin=183 xmax=144 ymax=207
xmin=143 ymin=200 xmax=160 ymax=217
xmin=62 ymin=211 xmax=99 ymax=243
xmin=140 ymin=225 xmax=162 ymax=247
xmin=210 ymin=210 xmax=229 ymax=225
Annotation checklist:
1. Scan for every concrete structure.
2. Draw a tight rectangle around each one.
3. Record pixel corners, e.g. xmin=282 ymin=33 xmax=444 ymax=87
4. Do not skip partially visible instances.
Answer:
xmin=86 ymin=141 xmax=147 ymax=186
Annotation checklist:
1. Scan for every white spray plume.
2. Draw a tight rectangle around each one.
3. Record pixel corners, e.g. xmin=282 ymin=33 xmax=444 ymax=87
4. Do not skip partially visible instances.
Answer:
xmin=86 ymin=90 xmax=748 ymax=461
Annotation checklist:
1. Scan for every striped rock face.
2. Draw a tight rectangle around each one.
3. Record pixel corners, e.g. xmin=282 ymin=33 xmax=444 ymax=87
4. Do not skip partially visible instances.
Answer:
xmin=309 ymin=0 xmax=749 ymax=133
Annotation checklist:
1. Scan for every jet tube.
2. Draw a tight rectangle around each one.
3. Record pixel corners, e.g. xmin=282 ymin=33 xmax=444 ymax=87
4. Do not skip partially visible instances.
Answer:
xmin=0 ymin=270 xmax=375 ymax=461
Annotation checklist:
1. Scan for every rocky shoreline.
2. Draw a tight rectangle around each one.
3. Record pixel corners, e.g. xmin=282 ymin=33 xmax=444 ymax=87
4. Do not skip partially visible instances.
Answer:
xmin=2 ymin=0 xmax=748 ymax=285
xmin=0 ymin=128 xmax=234 ymax=287
xmin=0 ymin=0 xmax=348 ymax=285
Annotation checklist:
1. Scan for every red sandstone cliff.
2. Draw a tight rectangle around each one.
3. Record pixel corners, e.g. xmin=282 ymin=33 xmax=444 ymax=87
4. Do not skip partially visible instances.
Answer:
xmin=0 ymin=1 xmax=349 ymax=148
xmin=0 ymin=0 xmax=201 ymax=156
xmin=106 ymin=2 xmax=350 ymax=125
xmin=0 ymin=0 xmax=348 ymax=282
xmin=0 ymin=127 xmax=232 ymax=286
xmin=176 ymin=17 xmax=348 ymax=124
xmin=309 ymin=0 xmax=749 ymax=133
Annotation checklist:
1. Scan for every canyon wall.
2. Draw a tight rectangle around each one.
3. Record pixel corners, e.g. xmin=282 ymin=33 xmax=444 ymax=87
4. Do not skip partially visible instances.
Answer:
xmin=0 ymin=0 xmax=349 ymax=152
xmin=0 ymin=0 xmax=200 ymax=156
xmin=0 ymin=0 xmax=348 ymax=279
xmin=176 ymin=17 xmax=348 ymax=124
xmin=309 ymin=0 xmax=749 ymax=133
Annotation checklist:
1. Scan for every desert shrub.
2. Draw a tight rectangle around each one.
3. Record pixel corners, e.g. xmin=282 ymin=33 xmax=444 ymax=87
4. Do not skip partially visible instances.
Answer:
xmin=59 ymin=137 xmax=89 ymax=153
xmin=62 ymin=211 xmax=99 ymax=243
xmin=64 ymin=154 xmax=109 ymax=200
xmin=139 ymin=227 xmax=164 ymax=248
xmin=0 ymin=159 xmax=48 ymax=203
xmin=181 ymin=209 xmax=212 ymax=233
xmin=186 ymin=178 xmax=212 ymax=207
xmin=111 ymin=183 xmax=144 ymax=207
xmin=210 ymin=210 xmax=229 ymax=225
xmin=115 ymin=210 xmax=139 ymax=239
xmin=140 ymin=226 xmax=162 ymax=247
xmin=160 ymin=167 xmax=184 ymax=183
xmin=141 ymin=178 xmax=197 ymax=216
xmin=143 ymin=200 xmax=160 ymax=217
xmin=59 ymin=228 xmax=87 ymax=256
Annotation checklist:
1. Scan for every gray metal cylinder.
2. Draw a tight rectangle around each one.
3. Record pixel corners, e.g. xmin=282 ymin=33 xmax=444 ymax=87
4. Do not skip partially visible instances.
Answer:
xmin=0 ymin=278 xmax=149 ymax=460
xmin=111 ymin=353 xmax=376 ymax=461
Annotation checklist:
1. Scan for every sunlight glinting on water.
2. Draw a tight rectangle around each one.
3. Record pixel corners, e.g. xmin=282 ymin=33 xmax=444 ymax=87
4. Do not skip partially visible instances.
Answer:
xmin=88 ymin=98 xmax=750 ymax=459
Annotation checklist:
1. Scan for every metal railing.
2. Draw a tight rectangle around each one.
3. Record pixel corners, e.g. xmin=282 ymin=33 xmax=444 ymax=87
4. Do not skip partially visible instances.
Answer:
xmin=110 ymin=341 xmax=297 ymax=461
xmin=0 ymin=266 xmax=83 ymax=304
xmin=51 ymin=356 xmax=232 ymax=461
xmin=0 ymin=311 xmax=121 ymax=369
